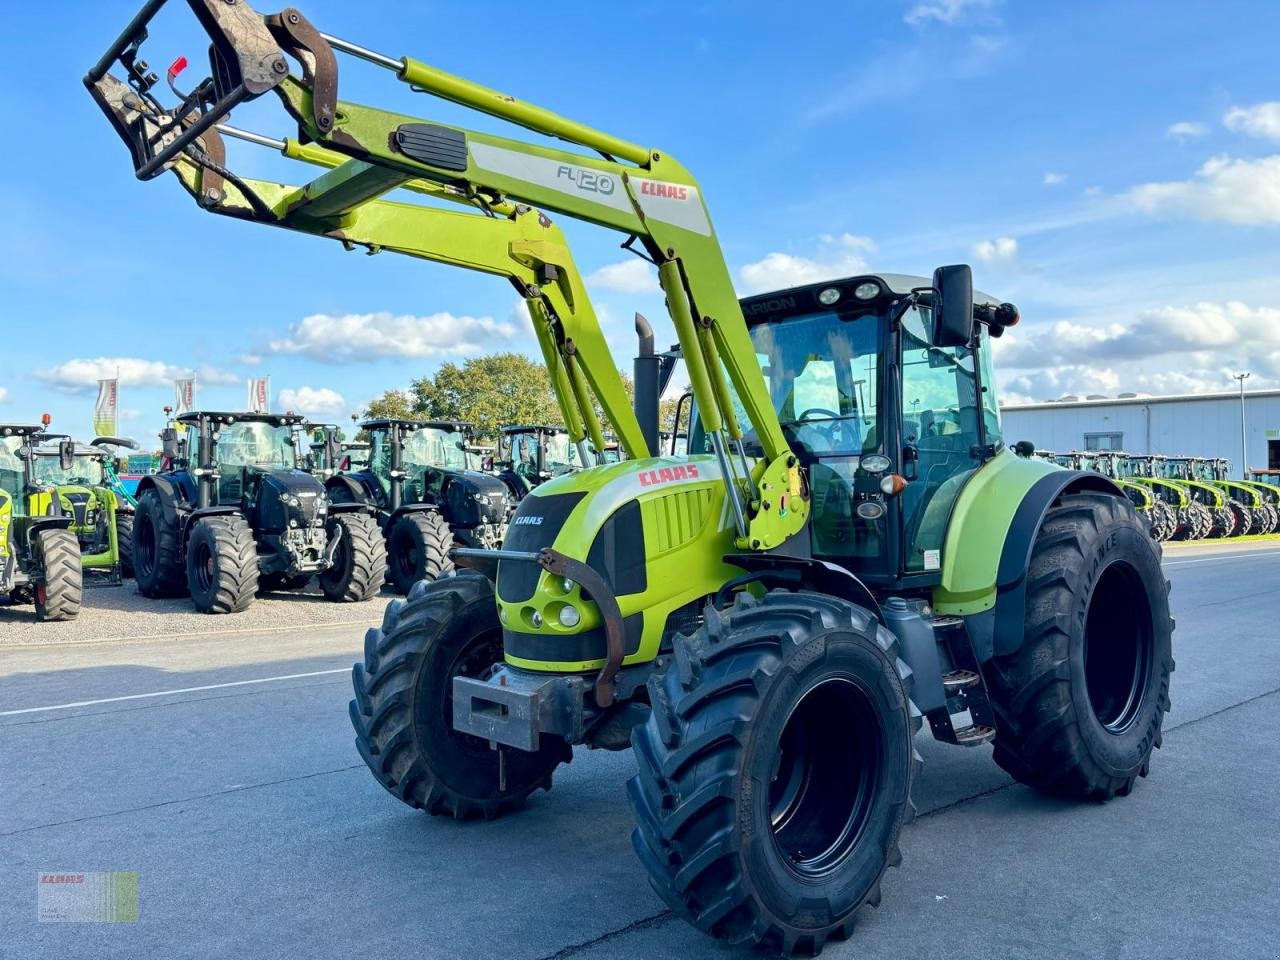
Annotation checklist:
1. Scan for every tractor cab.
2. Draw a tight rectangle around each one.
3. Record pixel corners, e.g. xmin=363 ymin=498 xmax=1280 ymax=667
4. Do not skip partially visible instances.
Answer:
xmin=688 ymin=272 xmax=1012 ymax=586
xmin=498 ymin=424 xmax=596 ymax=500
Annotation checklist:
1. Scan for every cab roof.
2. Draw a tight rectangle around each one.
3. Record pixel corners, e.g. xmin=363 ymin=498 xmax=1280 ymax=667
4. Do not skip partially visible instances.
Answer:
xmin=501 ymin=424 xmax=567 ymax=434
xmin=0 ymin=425 xmax=45 ymax=437
xmin=176 ymin=411 xmax=305 ymax=427
xmin=361 ymin=418 xmax=471 ymax=432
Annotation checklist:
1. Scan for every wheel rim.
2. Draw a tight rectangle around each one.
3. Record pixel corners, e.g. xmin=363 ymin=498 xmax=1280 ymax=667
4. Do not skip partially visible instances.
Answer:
xmin=391 ymin=526 xmax=420 ymax=582
xmin=1083 ymin=561 xmax=1153 ymax=733
xmin=435 ymin=629 xmax=503 ymax=757
xmin=768 ymin=677 xmax=882 ymax=880
xmin=193 ymin=540 xmax=215 ymax=593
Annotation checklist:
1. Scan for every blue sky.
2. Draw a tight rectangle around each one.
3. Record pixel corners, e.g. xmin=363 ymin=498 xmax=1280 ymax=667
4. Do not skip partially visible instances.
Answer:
xmin=3 ymin=0 xmax=1279 ymax=442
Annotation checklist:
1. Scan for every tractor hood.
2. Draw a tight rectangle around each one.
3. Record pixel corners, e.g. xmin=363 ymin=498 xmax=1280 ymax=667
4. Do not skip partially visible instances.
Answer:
xmin=255 ymin=469 xmax=327 ymax=532
xmin=494 ymin=454 xmax=742 ymax=673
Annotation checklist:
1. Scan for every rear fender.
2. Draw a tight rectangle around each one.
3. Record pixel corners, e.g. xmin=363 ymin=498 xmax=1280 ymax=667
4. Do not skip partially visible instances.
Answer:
xmin=985 ymin=471 xmax=1125 ymax=661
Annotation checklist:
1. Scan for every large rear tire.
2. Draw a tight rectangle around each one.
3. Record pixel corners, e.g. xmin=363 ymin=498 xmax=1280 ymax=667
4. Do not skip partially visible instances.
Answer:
xmin=629 ymin=592 xmax=917 ymax=955
xmin=349 ymin=570 xmax=568 ymax=818
xmin=319 ymin=511 xmax=386 ymax=602
xmin=985 ymin=492 xmax=1174 ymax=800
xmin=115 ymin=509 xmax=134 ymax=578
xmin=1226 ymin=499 xmax=1253 ymax=536
xmin=385 ymin=510 xmax=453 ymax=595
xmin=34 ymin=527 xmax=82 ymax=622
xmin=133 ymin=488 xmax=185 ymax=597
xmin=186 ymin=515 xmax=259 ymax=614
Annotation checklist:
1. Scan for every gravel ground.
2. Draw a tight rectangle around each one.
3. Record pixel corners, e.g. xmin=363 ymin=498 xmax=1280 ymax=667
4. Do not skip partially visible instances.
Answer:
xmin=0 ymin=581 xmax=385 ymax=646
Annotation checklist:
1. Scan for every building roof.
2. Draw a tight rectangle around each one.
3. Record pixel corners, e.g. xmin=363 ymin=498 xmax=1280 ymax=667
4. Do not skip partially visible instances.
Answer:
xmin=1001 ymin=388 xmax=1280 ymax=412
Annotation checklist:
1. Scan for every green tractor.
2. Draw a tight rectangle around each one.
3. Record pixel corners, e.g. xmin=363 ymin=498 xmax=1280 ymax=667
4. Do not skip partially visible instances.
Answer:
xmin=497 ymin=424 xmax=593 ymax=502
xmin=1213 ymin=457 xmax=1280 ymax=533
xmin=1120 ymin=455 xmax=1214 ymax=540
xmin=30 ymin=433 xmax=139 ymax=582
xmin=1172 ymin=456 xmax=1275 ymax=535
xmin=1040 ymin=450 xmax=1174 ymax=541
xmin=0 ymin=424 xmax=83 ymax=620
xmin=90 ymin=9 xmax=1175 ymax=952
xmin=1156 ymin=456 xmax=1245 ymax=537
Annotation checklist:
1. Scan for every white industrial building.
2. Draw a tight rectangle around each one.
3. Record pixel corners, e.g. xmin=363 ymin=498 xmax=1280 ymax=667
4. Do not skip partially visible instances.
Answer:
xmin=1000 ymin=388 xmax=1280 ymax=478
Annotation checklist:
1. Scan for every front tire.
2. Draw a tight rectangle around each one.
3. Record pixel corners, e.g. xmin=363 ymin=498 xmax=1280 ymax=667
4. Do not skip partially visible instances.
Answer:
xmin=349 ymin=570 xmax=568 ymax=818
xmin=115 ymin=509 xmax=134 ymax=578
xmin=629 ymin=592 xmax=917 ymax=955
xmin=133 ymin=488 xmax=185 ymax=597
xmin=34 ymin=527 xmax=82 ymax=622
xmin=985 ymin=492 xmax=1174 ymax=800
xmin=186 ymin=515 xmax=259 ymax=614
xmin=319 ymin=511 xmax=386 ymax=602
xmin=385 ymin=510 xmax=453 ymax=595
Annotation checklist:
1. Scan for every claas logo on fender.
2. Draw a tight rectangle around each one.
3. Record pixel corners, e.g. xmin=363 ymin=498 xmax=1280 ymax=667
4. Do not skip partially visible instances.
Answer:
xmin=638 ymin=464 xmax=700 ymax=487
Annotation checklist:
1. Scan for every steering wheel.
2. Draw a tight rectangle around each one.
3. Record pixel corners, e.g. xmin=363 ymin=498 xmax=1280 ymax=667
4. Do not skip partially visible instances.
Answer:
xmin=797 ymin=407 xmax=841 ymax=421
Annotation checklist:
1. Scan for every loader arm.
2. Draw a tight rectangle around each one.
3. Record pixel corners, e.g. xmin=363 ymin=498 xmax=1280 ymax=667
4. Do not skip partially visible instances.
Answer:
xmin=85 ymin=0 xmax=807 ymax=551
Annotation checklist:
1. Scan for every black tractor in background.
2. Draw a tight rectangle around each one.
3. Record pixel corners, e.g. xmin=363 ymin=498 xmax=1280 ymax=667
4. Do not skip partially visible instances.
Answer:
xmin=326 ymin=419 xmax=510 ymax=594
xmin=496 ymin=424 xmax=591 ymax=502
xmin=132 ymin=412 xmax=385 ymax=613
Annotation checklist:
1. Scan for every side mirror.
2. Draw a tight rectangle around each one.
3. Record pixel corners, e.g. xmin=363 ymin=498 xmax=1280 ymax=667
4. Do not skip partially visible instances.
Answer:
xmin=931 ymin=264 xmax=975 ymax=348
xmin=481 ymin=455 xmax=495 ymax=472
xmin=161 ymin=427 xmax=181 ymax=460
xmin=60 ymin=440 xmax=76 ymax=472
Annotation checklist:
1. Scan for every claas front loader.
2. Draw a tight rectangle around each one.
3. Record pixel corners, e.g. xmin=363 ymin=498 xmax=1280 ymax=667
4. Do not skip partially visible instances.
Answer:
xmin=87 ymin=4 xmax=1175 ymax=951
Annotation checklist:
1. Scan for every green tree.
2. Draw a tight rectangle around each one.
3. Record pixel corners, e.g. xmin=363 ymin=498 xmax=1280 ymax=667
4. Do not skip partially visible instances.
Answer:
xmin=364 ymin=388 xmax=417 ymax=421
xmin=412 ymin=353 xmax=560 ymax=440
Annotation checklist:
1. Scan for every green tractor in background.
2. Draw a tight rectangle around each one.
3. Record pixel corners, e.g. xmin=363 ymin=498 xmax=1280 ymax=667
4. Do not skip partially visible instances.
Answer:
xmin=294 ymin=422 xmax=368 ymax=479
xmin=1157 ymin=456 xmax=1247 ymax=537
xmin=1120 ymin=455 xmax=1215 ymax=539
xmin=0 ymin=424 xmax=82 ymax=620
xmin=1214 ymin=457 xmax=1280 ymax=533
xmin=30 ymin=433 xmax=139 ymax=582
xmin=496 ymin=424 xmax=593 ymax=502
xmin=90 ymin=8 xmax=1175 ymax=951
xmin=1038 ymin=450 xmax=1174 ymax=541
xmin=1171 ymin=456 xmax=1276 ymax=535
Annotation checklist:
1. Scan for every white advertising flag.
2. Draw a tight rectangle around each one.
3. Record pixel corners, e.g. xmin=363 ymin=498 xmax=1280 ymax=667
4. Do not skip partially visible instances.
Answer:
xmin=174 ymin=377 xmax=196 ymax=415
xmin=247 ymin=377 xmax=270 ymax=414
xmin=93 ymin=379 xmax=118 ymax=437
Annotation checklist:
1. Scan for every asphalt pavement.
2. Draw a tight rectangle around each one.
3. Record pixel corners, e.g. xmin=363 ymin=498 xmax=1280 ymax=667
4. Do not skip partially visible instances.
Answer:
xmin=2 ymin=541 xmax=1278 ymax=959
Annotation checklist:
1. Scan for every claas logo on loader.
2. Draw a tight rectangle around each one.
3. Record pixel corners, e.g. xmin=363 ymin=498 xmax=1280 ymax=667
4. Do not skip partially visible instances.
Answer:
xmin=638 ymin=464 xmax=700 ymax=487
xmin=639 ymin=179 xmax=689 ymax=201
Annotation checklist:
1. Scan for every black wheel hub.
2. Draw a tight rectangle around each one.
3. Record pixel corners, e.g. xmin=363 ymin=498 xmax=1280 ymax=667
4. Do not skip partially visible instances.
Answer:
xmin=768 ymin=677 xmax=882 ymax=880
xmin=1084 ymin=561 xmax=1153 ymax=733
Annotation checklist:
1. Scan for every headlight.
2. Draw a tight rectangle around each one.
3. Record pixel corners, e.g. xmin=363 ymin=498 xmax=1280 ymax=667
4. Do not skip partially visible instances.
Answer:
xmin=558 ymin=605 xmax=581 ymax=628
xmin=860 ymin=454 xmax=891 ymax=475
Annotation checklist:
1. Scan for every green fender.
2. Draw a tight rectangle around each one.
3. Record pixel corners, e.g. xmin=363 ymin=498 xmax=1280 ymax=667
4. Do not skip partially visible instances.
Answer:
xmin=932 ymin=449 xmax=1120 ymax=617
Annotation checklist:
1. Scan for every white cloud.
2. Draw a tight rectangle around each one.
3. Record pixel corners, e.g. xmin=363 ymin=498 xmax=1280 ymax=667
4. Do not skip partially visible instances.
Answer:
xmin=586 ymin=259 xmax=657 ymax=294
xmin=0 ymin=387 xmax=8 ymax=403
xmin=998 ymin=301 xmax=1280 ymax=370
xmin=267 ymin=311 xmax=519 ymax=363
xmin=972 ymin=236 xmax=1018 ymax=263
xmin=34 ymin=357 xmax=235 ymax=395
xmin=1124 ymin=154 xmax=1280 ymax=224
xmin=1043 ymin=172 xmax=1067 ymax=186
xmin=1082 ymin=185 xmax=1103 ymax=197
xmin=1166 ymin=120 xmax=1209 ymax=141
xmin=1223 ymin=102 xmax=1280 ymax=141
xmin=238 ymin=353 xmax=263 ymax=367
xmin=905 ymin=0 xmax=995 ymax=25
xmin=738 ymin=234 xmax=876 ymax=293
xmin=277 ymin=386 xmax=347 ymax=417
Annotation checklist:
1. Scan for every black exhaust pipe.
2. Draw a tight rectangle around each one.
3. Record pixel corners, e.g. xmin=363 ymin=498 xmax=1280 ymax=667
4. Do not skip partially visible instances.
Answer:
xmin=634 ymin=313 xmax=659 ymax=458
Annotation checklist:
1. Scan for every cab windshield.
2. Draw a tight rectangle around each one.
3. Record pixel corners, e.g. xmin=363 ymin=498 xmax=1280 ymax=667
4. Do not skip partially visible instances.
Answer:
xmin=691 ymin=307 xmax=883 ymax=460
xmin=404 ymin=427 xmax=471 ymax=471
xmin=218 ymin=422 xmax=296 ymax=469
xmin=32 ymin=453 xmax=105 ymax=487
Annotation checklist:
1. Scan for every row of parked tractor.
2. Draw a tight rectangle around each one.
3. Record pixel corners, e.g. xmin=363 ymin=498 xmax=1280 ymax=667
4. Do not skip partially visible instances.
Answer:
xmin=0 ymin=413 xmax=592 ymax=623
xmin=1033 ymin=450 xmax=1280 ymax=541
